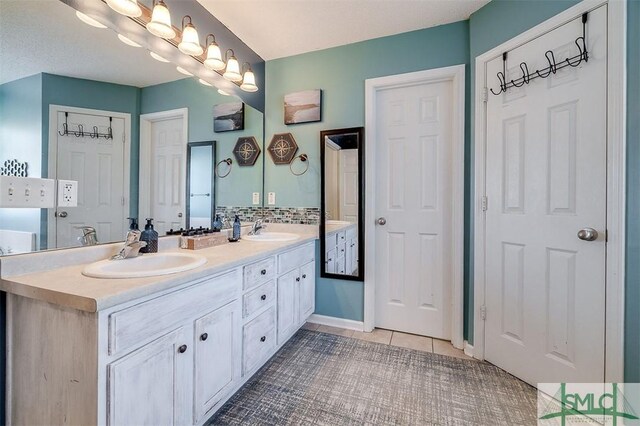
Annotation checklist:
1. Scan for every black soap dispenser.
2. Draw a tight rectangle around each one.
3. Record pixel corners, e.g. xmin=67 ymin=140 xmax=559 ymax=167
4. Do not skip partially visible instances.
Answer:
xmin=140 ymin=218 xmax=158 ymax=253
xmin=128 ymin=217 xmax=139 ymax=231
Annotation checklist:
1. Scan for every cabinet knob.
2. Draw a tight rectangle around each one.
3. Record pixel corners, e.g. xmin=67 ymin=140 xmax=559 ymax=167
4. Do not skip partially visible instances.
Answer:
xmin=302 ymin=274 xmax=307 ymax=279
xmin=296 ymin=277 xmax=300 ymax=282
xmin=178 ymin=344 xmax=188 ymax=353
xmin=341 ymin=249 xmax=345 ymax=253
xmin=260 ymin=269 xmax=267 ymax=275
xmin=200 ymin=333 xmax=208 ymax=341
xmin=260 ymin=336 xmax=266 ymax=342
xmin=261 ymin=294 xmax=267 ymax=301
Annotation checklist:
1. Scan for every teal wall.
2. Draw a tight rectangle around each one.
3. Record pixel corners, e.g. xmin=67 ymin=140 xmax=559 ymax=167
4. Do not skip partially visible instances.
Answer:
xmin=624 ymin=0 xmax=640 ymax=384
xmin=0 ymin=74 xmax=43 ymax=248
xmin=140 ymin=78 xmax=264 ymax=207
xmin=264 ymin=21 xmax=470 ymax=320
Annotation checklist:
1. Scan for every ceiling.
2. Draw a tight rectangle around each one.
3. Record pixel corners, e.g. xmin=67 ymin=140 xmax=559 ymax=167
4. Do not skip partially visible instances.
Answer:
xmin=197 ymin=0 xmax=489 ymax=60
xmin=0 ymin=0 xmax=184 ymax=87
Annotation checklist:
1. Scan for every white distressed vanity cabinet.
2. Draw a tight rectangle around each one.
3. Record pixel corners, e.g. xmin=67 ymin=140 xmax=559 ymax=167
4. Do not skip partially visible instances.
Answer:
xmin=5 ymin=241 xmax=315 ymax=426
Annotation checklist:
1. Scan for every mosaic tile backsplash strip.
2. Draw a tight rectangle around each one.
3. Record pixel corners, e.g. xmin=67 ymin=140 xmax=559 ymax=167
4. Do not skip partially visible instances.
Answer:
xmin=214 ymin=207 xmax=320 ymax=225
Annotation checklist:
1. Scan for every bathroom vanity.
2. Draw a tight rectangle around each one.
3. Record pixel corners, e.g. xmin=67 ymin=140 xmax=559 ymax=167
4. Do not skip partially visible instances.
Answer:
xmin=0 ymin=230 xmax=316 ymax=425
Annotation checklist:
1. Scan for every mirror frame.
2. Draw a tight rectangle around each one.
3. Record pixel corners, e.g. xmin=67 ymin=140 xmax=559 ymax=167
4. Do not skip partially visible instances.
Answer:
xmin=319 ymin=127 xmax=365 ymax=281
xmin=185 ymin=141 xmax=217 ymax=229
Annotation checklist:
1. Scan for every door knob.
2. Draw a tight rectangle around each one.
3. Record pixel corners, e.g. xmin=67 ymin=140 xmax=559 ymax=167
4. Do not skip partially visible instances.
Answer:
xmin=56 ymin=211 xmax=68 ymax=218
xmin=377 ymin=217 xmax=386 ymax=225
xmin=577 ymin=228 xmax=598 ymax=241
xmin=178 ymin=212 xmax=183 ymax=218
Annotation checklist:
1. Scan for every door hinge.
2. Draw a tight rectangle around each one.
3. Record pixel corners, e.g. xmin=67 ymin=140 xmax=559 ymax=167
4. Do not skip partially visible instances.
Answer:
xmin=482 ymin=87 xmax=489 ymax=103
xmin=480 ymin=305 xmax=487 ymax=321
xmin=121 ymin=196 xmax=125 ymax=206
xmin=481 ymin=196 xmax=488 ymax=212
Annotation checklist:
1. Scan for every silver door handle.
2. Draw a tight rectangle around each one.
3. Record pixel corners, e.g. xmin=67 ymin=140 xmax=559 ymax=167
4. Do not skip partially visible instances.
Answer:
xmin=577 ymin=227 xmax=598 ymax=241
xmin=178 ymin=212 xmax=183 ymax=218
xmin=56 ymin=211 xmax=68 ymax=218
xmin=377 ymin=217 xmax=386 ymax=226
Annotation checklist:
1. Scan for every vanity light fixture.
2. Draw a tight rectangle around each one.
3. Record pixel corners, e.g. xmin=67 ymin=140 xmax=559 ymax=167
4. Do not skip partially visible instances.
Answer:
xmin=75 ymin=11 xmax=107 ymax=29
xmin=198 ymin=79 xmax=212 ymax=87
xmin=106 ymin=0 xmax=141 ymax=17
xmin=240 ymin=63 xmax=258 ymax=92
xmin=146 ymin=0 xmax=175 ymax=39
xmin=217 ymin=89 xmax=230 ymax=96
xmin=204 ymin=34 xmax=225 ymax=71
xmin=223 ymin=49 xmax=242 ymax=82
xmin=178 ymin=16 xmax=203 ymax=56
xmin=117 ymin=34 xmax=141 ymax=48
xmin=149 ymin=51 xmax=169 ymax=62
xmin=176 ymin=66 xmax=193 ymax=76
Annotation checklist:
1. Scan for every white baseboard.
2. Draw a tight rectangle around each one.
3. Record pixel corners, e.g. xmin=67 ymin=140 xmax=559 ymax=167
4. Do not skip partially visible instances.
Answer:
xmin=307 ymin=314 xmax=364 ymax=332
xmin=464 ymin=341 xmax=474 ymax=358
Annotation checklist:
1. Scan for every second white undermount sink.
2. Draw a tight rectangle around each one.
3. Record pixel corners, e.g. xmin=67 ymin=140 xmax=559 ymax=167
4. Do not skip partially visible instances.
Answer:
xmin=82 ymin=252 xmax=207 ymax=279
xmin=243 ymin=232 xmax=300 ymax=242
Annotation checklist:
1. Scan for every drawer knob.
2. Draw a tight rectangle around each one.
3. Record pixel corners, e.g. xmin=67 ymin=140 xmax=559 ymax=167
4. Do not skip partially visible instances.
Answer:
xmin=200 ymin=333 xmax=208 ymax=341
xmin=341 ymin=249 xmax=345 ymax=252
xmin=260 ymin=269 xmax=267 ymax=275
xmin=302 ymin=274 xmax=307 ymax=279
xmin=178 ymin=344 xmax=188 ymax=354
xmin=260 ymin=336 xmax=266 ymax=342
xmin=261 ymin=294 xmax=267 ymax=301
xmin=296 ymin=277 xmax=300 ymax=282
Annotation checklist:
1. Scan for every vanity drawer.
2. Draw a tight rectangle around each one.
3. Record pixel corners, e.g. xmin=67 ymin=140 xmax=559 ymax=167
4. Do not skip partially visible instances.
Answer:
xmin=242 ymin=306 xmax=276 ymax=374
xmin=346 ymin=226 xmax=357 ymax=241
xmin=277 ymin=242 xmax=314 ymax=274
xmin=243 ymin=280 xmax=275 ymax=318
xmin=243 ymin=257 xmax=275 ymax=290
xmin=325 ymin=233 xmax=337 ymax=249
xmin=108 ymin=269 xmax=241 ymax=356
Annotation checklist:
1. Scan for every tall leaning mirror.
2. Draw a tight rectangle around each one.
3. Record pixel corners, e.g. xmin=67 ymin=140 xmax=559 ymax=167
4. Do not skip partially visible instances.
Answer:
xmin=320 ymin=127 xmax=364 ymax=281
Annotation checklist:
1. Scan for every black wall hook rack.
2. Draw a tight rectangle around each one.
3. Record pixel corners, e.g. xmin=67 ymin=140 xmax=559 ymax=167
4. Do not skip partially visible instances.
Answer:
xmin=58 ymin=112 xmax=114 ymax=139
xmin=490 ymin=12 xmax=589 ymax=96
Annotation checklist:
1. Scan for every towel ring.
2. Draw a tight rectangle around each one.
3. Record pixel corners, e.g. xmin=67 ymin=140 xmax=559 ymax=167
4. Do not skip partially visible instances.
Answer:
xmin=215 ymin=158 xmax=233 ymax=178
xmin=290 ymin=154 xmax=309 ymax=176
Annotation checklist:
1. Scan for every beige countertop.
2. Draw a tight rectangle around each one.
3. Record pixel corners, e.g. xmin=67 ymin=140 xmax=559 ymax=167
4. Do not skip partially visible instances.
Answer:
xmin=0 ymin=225 xmax=317 ymax=313
xmin=325 ymin=221 xmax=357 ymax=235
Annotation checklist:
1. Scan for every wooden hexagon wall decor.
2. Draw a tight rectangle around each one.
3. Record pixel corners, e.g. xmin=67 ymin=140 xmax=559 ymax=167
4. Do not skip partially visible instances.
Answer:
xmin=268 ymin=133 xmax=299 ymax=165
xmin=233 ymin=136 xmax=261 ymax=166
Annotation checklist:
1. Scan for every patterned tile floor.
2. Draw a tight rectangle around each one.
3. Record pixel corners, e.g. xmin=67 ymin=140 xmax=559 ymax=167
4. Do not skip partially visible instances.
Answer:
xmin=304 ymin=322 xmax=474 ymax=361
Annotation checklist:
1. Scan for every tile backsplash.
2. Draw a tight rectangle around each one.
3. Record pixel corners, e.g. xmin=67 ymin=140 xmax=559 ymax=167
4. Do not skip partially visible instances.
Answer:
xmin=215 ymin=206 xmax=320 ymax=225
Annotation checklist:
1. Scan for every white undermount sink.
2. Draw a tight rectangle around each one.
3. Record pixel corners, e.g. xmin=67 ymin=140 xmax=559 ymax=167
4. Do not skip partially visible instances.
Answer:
xmin=82 ymin=252 xmax=207 ymax=279
xmin=243 ymin=232 xmax=300 ymax=242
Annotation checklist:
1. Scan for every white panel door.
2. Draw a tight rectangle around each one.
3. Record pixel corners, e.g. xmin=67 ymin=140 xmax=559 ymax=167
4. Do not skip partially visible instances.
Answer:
xmin=484 ymin=6 xmax=607 ymax=385
xmin=339 ymin=149 xmax=359 ymax=222
xmin=55 ymin=111 xmax=126 ymax=247
xmin=374 ymin=79 xmax=454 ymax=339
xmin=150 ymin=117 xmax=186 ymax=235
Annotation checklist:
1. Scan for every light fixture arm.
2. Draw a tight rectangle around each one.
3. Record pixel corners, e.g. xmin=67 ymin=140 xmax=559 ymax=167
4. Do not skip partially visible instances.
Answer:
xmin=242 ymin=62 xmax=253 ymax=73
xmin=224 ymin=49 xmax=236 ymax=62
xmin=205 ymin=33 xmax=217 ymax=46
xmin=181 ymin=15 xmax=193 ymax=30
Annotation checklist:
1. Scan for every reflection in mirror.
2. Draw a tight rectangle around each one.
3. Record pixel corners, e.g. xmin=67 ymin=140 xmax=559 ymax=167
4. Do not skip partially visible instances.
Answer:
xmin=186 ymin=142 xmax=216 ymax=229
xmin=320 ymin=127 xmax=364 ymax=281
xmin=0 ymin=0 xmax=264 ymax=256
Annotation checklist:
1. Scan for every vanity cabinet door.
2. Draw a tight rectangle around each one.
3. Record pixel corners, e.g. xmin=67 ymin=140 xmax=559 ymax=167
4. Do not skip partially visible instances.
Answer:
xmin=193 ymin=300 xmax=241 ymax=423
xmin=298 ymin=261 xmax=315 ymax=324
xmin=277 ymin=269 xmax=298 ymax=345
xmin=326 ymin=248 xmax=336 ymax=273
xmin=107 ymin=327 xmax=192 ymax=426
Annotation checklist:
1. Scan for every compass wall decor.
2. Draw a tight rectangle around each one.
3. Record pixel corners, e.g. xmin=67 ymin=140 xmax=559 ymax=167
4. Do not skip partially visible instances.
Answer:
xmin=268 ymin=133 xmax=299 ymax=165
xmin=233 ymin=136 xmax=261 ymax=166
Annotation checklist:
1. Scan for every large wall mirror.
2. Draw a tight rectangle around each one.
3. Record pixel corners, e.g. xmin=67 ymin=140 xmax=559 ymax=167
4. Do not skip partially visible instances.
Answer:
xmin=320 ymin=127 xmax=364 ymax=281
xmin=0 ymin=0 xmax=264 ymax=256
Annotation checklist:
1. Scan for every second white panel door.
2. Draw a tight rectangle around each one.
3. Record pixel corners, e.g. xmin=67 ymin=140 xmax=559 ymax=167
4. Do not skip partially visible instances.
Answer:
xmin=374 ymin=79 xmax=454 ymax=339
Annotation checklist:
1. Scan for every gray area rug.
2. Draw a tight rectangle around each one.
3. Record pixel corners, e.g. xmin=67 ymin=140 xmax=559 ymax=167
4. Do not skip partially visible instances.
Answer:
xmin=207 ymin=329 xmax=537 ymax=425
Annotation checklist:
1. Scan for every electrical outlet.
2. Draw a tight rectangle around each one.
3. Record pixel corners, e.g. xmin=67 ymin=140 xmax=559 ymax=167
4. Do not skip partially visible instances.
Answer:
xmin=57 ymin=180 xmax=78 ymax=207
xmin=252 ymin=192 xmax=260 ymax=205
xmin=268 ymin=192 xmax=276 ymax=205
xmin=0 ymin=176 xmax=55 ymax=208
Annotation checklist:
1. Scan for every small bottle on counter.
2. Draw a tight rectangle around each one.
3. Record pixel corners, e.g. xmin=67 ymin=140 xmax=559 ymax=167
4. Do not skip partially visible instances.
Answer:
xmin=140 ymin=218 xmax=159 ymax=253
xmin=229 ymin=215 xmax=241 ymax=242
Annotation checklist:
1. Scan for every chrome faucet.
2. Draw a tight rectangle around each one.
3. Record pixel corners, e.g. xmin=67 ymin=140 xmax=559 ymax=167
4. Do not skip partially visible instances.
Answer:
xmin=76 ymin=226 xmax=98 ymax=246
xmin=111 ymin=229 xmax=147 ymax=260
xmin=248 ymin=218 xmax=267 ymax=235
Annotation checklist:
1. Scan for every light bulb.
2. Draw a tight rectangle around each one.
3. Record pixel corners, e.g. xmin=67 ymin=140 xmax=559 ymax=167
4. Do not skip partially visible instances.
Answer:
xmin=223 ymin=55 xmax=242 ymax=82
xmin=204 ymin=42 xmax=225 ymax=71
xmin=150 ymin=52 xmax=169 ymax=62
xmin=178 ymin=21 xmax=203 ymax=56
xmin=75 ymin=11 xmax=107 ymax=29
xmin=106 ymin=0 xmax=141 ymax=17
xmin=240 ymin=68 xmax=258 ymax=92
xmin=118 ymin=34 xmax=141 ymax=48
xmin=147 ymin=0 xmax=175 ymax=39
xmin=176 ymin=66 xmax=193 ymax=76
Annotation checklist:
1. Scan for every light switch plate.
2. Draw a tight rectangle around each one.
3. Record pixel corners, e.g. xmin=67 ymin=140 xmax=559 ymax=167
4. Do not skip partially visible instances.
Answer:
xmin=268 ymin=192 xmax=276 ymax=205
xmin=57 ymin=180 xmax=78 ymax=207
xmin=0 ymin=176 xmax=55 ymax=208
xmin=252 ymin=192 xmax=260 ymax=205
